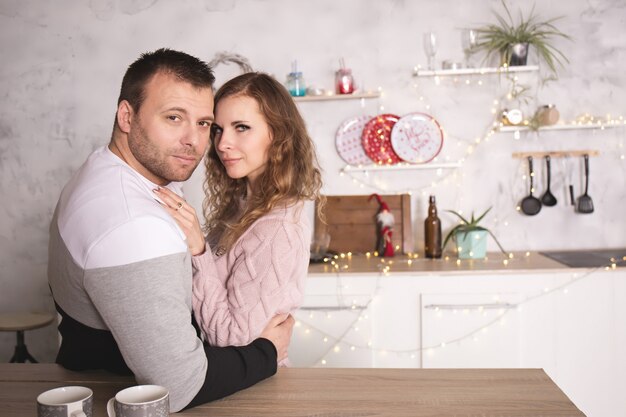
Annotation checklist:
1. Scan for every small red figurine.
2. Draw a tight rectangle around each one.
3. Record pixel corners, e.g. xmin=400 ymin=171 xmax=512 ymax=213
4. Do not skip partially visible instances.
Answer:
xmin=369 ymin=194 xmax=395 ymax=257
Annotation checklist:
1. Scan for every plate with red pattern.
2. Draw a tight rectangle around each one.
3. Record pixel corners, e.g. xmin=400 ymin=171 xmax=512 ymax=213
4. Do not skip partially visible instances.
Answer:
xmin=335 ymin=115 xmax=374 ymax=165
xmin=390 ymin=112 xmax=444 ymax=163
xmin=361 ymin=114 xmax=401 ymax=164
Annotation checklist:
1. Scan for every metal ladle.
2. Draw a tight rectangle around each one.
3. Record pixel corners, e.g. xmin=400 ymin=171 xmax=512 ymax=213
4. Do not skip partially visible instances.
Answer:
xmin=540 ymin=155 xmax=557 ymax=206
xmin=520 ymin=156 xmax=542 ymax=215
xmin=576 ymin=154 xmax=594 ymax=214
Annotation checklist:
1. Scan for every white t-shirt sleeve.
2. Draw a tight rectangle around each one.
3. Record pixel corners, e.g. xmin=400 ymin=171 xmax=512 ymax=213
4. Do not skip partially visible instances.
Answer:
xmin=85 ymin=216 xmax=188 ymax=270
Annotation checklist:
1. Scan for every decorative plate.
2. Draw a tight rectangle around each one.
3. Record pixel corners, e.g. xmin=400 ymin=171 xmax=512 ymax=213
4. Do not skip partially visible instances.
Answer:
xmin=390 ymin=112 xmax=444 ymax=163
xmin=361 ymin=114 xmax=402 ymax=164
xmin=335 ymin=115 xmax=374 ymax=165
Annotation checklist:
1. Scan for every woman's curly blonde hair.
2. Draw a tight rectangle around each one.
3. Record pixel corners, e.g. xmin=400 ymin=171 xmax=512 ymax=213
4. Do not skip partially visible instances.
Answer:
xmin=202 ymin=72 xmax=324 ymax=250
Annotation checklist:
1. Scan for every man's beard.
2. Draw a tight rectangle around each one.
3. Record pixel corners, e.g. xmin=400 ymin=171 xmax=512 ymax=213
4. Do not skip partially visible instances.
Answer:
xmin=128 ymin=118 xmax=201 ymax=183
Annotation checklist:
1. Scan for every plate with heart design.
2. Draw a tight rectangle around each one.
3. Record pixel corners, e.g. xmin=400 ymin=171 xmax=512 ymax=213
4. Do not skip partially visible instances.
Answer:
xmin=390 ymin=112 xmax=444 ymax=163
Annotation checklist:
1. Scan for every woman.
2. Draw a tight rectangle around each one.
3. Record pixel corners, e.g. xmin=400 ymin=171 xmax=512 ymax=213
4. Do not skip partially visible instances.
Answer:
xmin=155 ymin=72 xmax=323 ymax=351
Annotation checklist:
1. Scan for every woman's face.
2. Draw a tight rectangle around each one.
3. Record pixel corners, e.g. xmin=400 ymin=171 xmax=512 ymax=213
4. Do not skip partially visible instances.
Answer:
xmin=213 ymin=95 xmax=272 ymax=187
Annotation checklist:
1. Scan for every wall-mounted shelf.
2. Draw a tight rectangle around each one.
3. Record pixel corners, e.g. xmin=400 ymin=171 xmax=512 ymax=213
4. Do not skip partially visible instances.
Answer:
xmin=293 ymin=91 xmax=380 ymax=102
xmin=498 ymin=122 xmax=625 ymax=133
xmin=342 ymin=162 xmax=461 ymax=172
xmin=412 ymin=65 xmax=539 ymax=77
xmin=512 ymin=150 xmax=600 ymax=159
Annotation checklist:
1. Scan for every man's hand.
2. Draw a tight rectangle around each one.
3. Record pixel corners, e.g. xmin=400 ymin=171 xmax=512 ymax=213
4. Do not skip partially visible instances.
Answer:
xmin=259 ymin=314 xmax=295 ymax=361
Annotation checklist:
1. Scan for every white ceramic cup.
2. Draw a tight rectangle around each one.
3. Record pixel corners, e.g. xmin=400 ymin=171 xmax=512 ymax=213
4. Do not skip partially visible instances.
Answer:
xmin=106 ymin=385 xmax=169 ymax=417
xmin=37 ymin=386 xmax=93 ymax=417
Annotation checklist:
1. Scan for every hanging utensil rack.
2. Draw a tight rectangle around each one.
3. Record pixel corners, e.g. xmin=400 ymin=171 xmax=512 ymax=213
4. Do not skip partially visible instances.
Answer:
xmin=511 ymin=150 xmax=599 ymax=159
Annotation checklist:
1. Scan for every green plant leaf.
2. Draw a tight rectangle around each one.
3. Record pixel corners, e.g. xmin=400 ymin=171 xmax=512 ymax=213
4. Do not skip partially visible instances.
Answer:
xmin=442 ymin=206 xmax=507 ymax=255
xmin=443 ymin=224 xmax=463 ymax=251
xmin=472 ymin=0 xmax=570 ymax=76
xmin=474 ymin=207 xmax=492 ymax=225
xmin=486 ymin=229 xmax=508 ymax=254
xmin=445 ymin=210 xmax=471 ymax=225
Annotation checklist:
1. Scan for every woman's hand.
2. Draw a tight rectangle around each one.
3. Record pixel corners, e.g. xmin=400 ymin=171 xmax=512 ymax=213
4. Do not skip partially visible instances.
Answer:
xmin=153 ymin=187 xmax=206 ymax=256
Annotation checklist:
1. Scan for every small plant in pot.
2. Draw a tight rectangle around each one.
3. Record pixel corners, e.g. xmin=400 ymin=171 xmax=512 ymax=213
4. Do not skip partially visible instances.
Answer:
xmin=473 ymin=0 xmax=570 ymax=75
xmin=443 ymin=207 xmax=507 ymax=259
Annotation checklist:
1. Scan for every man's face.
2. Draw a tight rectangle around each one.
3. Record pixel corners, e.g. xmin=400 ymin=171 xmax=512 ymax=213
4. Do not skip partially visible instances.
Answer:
xmin=127 ymin=71 xmax=214 ymax=185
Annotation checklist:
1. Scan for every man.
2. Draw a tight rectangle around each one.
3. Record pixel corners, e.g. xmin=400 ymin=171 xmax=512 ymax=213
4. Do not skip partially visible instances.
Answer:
xmin=48 ymin=48 xmax=294 ymax=412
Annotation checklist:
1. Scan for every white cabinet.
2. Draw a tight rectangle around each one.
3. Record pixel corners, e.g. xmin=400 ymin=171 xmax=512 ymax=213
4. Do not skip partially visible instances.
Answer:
xmin=548 ymin=269 xmax=622 ymax=417
xmin=291 ymin=303 xmax=374 ymax=367
xmin=292 ymin=268 xmax=626 ymax=417
xmin=420 ymin=292 xmax=523 ymax=368
xmin=290 ymin=276 xmax=377 ymax=367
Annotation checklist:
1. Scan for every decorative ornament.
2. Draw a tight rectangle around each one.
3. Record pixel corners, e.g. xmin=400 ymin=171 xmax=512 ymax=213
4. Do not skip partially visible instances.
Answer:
xmin=369 ymin=193 xmax=395 ymax=257
xmin=207 ymin=51 xmax=254 ymax=73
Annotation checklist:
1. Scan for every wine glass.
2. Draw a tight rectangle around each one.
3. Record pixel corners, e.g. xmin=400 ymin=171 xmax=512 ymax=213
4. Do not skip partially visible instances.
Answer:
xmin=422 ymin=32 xmax=438 ymax=70
xmin=461 ymin=29 xmax=478 ymax=68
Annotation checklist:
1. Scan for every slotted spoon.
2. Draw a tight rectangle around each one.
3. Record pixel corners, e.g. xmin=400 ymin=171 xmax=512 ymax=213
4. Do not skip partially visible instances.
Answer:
xmin=576 ymin=154 xmax=594 ymax=214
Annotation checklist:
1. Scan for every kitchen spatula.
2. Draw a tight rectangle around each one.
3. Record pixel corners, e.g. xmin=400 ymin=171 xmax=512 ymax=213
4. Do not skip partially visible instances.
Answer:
xmin=576 ymin=154 xmax=594 ymax=214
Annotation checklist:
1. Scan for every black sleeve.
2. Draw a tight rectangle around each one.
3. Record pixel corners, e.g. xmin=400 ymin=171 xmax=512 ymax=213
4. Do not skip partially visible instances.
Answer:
xmin=183 ymin=337 xmax=277 ymax=409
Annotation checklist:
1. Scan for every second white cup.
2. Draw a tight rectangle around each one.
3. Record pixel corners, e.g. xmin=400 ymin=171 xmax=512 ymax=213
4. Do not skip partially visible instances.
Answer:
xmin=106 ymin=385 xmax=169 ymax=417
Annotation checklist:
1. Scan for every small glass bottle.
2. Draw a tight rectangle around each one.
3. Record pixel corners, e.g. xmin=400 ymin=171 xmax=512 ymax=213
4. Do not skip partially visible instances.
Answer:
xmin=286 ymin=72 xmax=306 ymax=97
xmin=335 ymin=68 xmax=355 ymax=94
xmin=424 ymin=195 xmax=442 ymax=259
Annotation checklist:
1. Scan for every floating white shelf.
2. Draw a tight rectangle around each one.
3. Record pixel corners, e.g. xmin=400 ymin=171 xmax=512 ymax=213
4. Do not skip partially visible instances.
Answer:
xmin=497 ymin=122 xmax=626 ymax=133
xmin=512 ymin=150 xmax=600 ymax=159
xmin=412 ymin=65 xmax=539 ymax=77
xmin=342 ymin=162 xmax=461 ymax=172
xmin=293 ymin=91 xmax=380 ymax=102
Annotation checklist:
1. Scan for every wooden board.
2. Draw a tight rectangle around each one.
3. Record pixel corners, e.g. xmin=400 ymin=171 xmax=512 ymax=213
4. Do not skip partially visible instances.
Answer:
xmin=315 ymin=194 xmax=412 ymax=254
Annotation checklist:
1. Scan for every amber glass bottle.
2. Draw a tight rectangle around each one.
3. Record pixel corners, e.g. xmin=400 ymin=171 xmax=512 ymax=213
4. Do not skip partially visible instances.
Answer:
xmin=424 ymin=195 xmax=442 ymax=259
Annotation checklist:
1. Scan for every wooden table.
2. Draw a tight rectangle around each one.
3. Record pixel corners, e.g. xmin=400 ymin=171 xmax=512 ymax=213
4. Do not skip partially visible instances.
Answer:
xmin=0 ymin=364 xmax=584 ymax=416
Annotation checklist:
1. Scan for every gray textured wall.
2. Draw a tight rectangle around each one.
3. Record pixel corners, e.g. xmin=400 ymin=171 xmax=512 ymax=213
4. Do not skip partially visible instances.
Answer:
xmin=1 ymin=0 xmax=624 ymax=362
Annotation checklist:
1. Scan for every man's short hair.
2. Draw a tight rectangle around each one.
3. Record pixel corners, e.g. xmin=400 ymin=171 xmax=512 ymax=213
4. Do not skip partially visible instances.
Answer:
xmin=117 ymin=48 xmax=215 ymax=112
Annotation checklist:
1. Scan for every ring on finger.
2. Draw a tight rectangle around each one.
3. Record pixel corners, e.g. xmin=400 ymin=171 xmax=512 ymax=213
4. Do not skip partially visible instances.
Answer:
xmin=176 ymin=201 xmax=184 ymax=211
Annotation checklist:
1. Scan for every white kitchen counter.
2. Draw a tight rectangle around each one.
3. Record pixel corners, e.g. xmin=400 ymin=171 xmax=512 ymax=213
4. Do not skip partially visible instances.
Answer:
xmin=307 ymin=251 xmax=577 ymax=276
xmin=295 ymin=252 xmax=626 ymax=417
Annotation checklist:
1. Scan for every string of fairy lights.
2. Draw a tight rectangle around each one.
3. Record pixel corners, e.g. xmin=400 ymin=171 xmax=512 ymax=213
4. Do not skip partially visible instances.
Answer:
xmin=310 ymin=67 xmax=625 ymax=365
xmin=338 ymin=64 xmax=626 ymax=196
xmin=334 ymin=63 xmax=626 ymax=246
xmin=294 ymin=252 xmax=624 ymax=367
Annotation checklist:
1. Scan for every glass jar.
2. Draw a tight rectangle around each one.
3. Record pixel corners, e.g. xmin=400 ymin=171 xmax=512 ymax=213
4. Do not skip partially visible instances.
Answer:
xmin=335 ymin=68 xmax=355 ymax=94
xmin=286 ymin=72 xmax=306 ymax=97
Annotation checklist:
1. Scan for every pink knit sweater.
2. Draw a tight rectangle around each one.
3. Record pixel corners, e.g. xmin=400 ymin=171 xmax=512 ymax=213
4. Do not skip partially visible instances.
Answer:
xmin=191 ymin=202 xmax=311 ymax=348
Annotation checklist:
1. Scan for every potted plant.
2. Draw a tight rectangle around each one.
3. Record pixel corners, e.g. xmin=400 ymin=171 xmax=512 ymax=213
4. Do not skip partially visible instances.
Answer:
xmin=443 ymin=207 xmax=507 ymax=259
xmin=472 ymin=1 xmax=570 ymax=75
